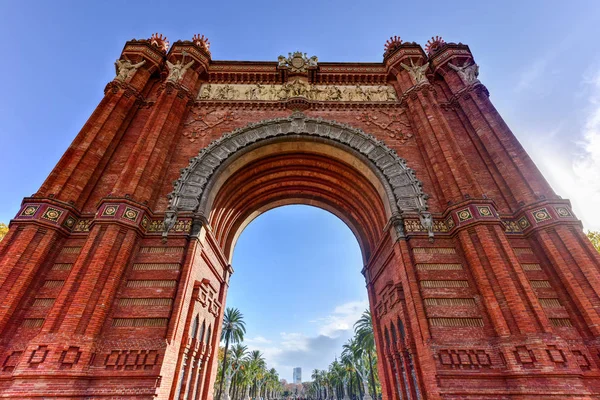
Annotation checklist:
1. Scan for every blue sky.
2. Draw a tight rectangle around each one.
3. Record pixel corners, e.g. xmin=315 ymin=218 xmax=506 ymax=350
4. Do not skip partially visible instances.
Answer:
xmin=1 ymin=0 xmax=600 ymax=382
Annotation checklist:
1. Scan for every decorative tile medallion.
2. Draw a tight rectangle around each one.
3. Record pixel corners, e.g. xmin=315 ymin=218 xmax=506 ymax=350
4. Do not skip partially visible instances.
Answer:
xmin=41 ymin=207 xmax=63 ymax=222
xmin=102 ymin=205 xmax=119 ymax=217
xmin=141 ymin=216 xmax=149 ymax=229
xmin=517 ymin=216 xmax=531 ymax=230
xmin=532 ymin=208 xmax=552 ymax=223
xmin=445 ymin=216 xmax=455 ymax=230
xmin=123 ymin=207 xmax=139 ymax=222
xmin=20 ymin=205 xmax=39 ymax=217
xmin=555 ymin=207 xmax=572 ymax=218
xmin=63 ymin=216 xmax=77 ymax=230
xmin=457 ymin=208 xmax=473 ymax=222
xmin=476 ymin=206 xmax=493 ymax=217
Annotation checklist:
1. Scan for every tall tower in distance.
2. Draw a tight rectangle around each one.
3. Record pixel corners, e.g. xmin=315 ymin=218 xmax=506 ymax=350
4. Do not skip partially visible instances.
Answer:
xmin=293 ymin=367 xmax=302 ymax=384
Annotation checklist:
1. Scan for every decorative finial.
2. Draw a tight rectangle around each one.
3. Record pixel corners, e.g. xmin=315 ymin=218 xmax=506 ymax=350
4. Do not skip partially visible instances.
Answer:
xmin=425 ymin=36 xmax=445 ymax=55
xmin=149 ymin=33 xmax=169 ymax=53
xmin=384 ymin=36 xmax=403 ymax=57
xmin=193 ymin=34 xmax=211 ymax=53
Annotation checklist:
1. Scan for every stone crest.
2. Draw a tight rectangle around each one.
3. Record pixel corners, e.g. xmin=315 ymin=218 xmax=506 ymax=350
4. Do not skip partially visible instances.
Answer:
xmin=278 ymin=51 xmax=318 ymax=73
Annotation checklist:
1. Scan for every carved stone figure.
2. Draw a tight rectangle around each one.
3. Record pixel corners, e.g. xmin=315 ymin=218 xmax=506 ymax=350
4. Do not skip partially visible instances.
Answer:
xmin=277 ymin=55 xmax=287 ymax=67
xmin=265 ymin=84 xmax=278 ymax=101
xmin=245 ymin=84 xmax=263 ymax=100
xmin=114 ymin=58 xmax=146 ymax=82
xmin=166 ymin=59 xmax=195 ymax=83
xmin=448 ymin=59 xmax=480 ymax=85
xmin=162 ymin=211 xmax=177 ymax=240
xmin=419 ymin=211 xmax=434 ymax=240
xmin=326 ymin=85 xmax=342 ymax=101
xmin=308 ymin=55 xmax=318 ymax=67
xmin=386 ymin=86 xmax=397 ymax=101
xmin=198 ymin=84 xmax=212 ymax=99
xmin=215 ymin=84 xmax=237 ymax=100
xmin=400 ymin=58 xmax=430 ymax=85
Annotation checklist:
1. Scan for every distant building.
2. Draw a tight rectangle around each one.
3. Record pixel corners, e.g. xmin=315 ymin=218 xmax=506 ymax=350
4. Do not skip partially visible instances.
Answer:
xmin=293 ymin=367 xmax=302 ymax=384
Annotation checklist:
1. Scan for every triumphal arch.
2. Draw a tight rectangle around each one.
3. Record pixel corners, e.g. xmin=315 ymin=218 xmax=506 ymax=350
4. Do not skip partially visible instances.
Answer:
xmin=1 ymin=33 xmax=599 ymax=399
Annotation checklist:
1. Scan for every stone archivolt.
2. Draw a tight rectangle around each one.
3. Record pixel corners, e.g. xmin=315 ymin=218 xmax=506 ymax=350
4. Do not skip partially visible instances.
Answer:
xmin=166 ymin=112 xmax=430 ymax=237
xmin=197 ymin=79 xmax=397 ymax=102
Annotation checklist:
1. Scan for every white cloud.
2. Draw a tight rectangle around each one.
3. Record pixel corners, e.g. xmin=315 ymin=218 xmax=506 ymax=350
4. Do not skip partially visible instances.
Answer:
xmin=244 ymin=336 xmax=272 ymax=345
xmin=311 ymin=299 xmax=368 ymax=338
xmin=520 ymin=67 xmax=600 ymax=231
xmin=240 ymin=300 xmax=367 ymax=381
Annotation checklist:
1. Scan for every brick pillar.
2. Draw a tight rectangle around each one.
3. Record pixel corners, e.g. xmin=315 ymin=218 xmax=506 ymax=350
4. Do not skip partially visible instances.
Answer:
xmin=384 ymin=44 xmax=483 ymax=206
xmin=390 ymin=235 xmax=440 ymax=399
xmin=112 ymin=41 xmax=211 ymax=206
xmin=38 ymin=39 xmax=164 ymax=208
xmin=429 ymin=43 xmax=554 ymax=207
xmin=533 ymin=226 xmax=600 ymax=336
xmin=0 ymin=224 xmax=62 ymax=334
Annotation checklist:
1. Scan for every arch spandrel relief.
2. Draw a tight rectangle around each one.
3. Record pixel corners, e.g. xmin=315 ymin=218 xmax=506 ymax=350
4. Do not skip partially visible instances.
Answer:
xmin=165 ymin=113 xmax=432 ymax=240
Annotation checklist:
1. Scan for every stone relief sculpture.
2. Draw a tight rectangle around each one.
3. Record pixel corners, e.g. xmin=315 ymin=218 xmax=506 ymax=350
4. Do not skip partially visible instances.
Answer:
xmin=166 ymin=59 xmax=195 ymax=83
xmin=114 ymin=58 xmax=146 ymax=82
xmin=400 ymin=58 xmax=430 ymax=85
xmin=448 ymin=60 xmax=480 ymax=85
xmin=196 ymin=80 xmax=397 ymax=102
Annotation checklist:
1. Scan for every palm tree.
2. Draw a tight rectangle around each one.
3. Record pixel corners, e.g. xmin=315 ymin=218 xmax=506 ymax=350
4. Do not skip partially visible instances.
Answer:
xmin=311 ymin=369 xmax=322 ymax=400
xmin=342 ymin=338 xmax=371 ymax=400
xmin=246 ymin=350 xmax=266 ymax=400
xmin=354 ymin=310 xmax=376 ymax=399
xmin=223 ymin=344 xmax=248 ymax=400
xmin=218 ymin=308 xmax=247 ymax=400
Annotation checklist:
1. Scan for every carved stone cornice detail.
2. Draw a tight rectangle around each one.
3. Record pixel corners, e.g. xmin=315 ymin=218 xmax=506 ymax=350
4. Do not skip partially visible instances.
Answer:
xmin=398 ymin=82 xmax=436 ymax=107
xmin=157 ymin=81 xmax=194 ymax=102
xmin=166 ymin=113 xmax=432 ymax=237
xmin=103 ymin=80 xmax=145 ymax=102
xmin=440 ymin=81 xmax=490 ymax=110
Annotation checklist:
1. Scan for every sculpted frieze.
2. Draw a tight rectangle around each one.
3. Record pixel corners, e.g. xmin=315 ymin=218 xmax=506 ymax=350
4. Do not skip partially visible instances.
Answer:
xmin=197 ymin=79 xmax=397 ymax=102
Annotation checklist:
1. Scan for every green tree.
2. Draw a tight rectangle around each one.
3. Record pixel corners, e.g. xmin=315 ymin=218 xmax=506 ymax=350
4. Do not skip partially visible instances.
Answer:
xmin=354 ymin=310 xmax=377 ymax=399
xmin=223 ymin=344 xmax=248 ymax=400
xmin=0 ymin=223 xmax=8 ymax=242
xmin=218 ymin=308 xmax=247 ymax=400
xmin=587 ymin=230 xmax=600 ymax=253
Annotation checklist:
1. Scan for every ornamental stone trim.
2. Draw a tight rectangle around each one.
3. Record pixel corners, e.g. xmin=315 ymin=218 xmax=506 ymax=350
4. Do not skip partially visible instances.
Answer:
xmin=165 ymin=112 xmax=431 ymax=237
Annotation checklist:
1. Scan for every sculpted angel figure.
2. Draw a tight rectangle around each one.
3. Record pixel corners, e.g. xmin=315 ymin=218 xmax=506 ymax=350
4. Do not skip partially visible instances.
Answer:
xmin=308 ymin=55 xmax=318 ymax=67
xmin=448 ymin=59 xmax=480 ymax=84
xmin=114 ymin=58 xmax=146 ymax=82
xmin=400 ymin=58 xmax=430 ymax=85
xmin=278 ymin=55 xmax=287 ymax=67
xmin=166 ymin=59 xmax=194 ymax=83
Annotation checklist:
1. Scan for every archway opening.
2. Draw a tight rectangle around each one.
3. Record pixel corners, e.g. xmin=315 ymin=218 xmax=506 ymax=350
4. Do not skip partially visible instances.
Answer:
xmin=205 ymin=139 xmax=391 ymax=400
xmin=227 ymin=205 xmax=367 ymax=387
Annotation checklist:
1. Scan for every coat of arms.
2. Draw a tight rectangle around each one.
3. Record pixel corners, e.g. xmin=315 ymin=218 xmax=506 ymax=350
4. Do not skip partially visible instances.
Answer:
xmin=277 ymin=51 xmax=318 ymax=73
